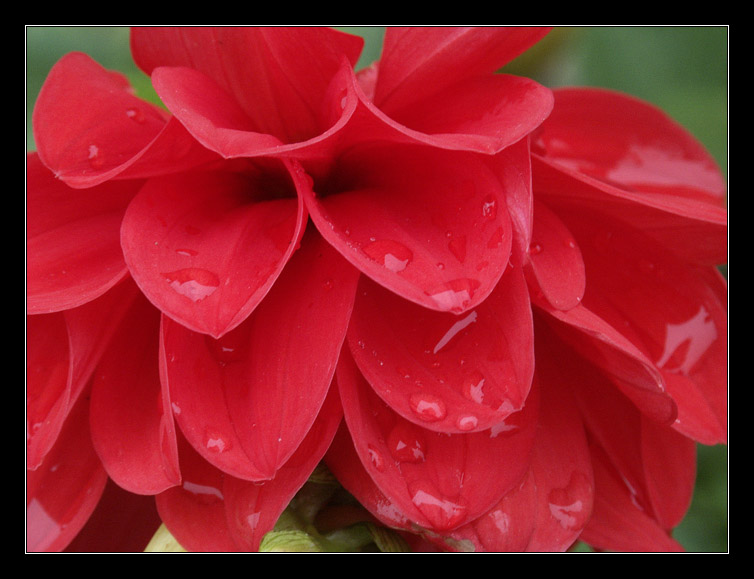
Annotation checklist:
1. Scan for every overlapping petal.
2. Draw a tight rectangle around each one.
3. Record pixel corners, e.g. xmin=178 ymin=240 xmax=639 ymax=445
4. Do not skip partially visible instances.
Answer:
xmin=160 ymin=229 xmax=358 ymax=481
xmin=26 ymin=153 xmax=136 ymax=314
xmin=120 ymin=160 xmax=308 ymax=338
xmin=32 ymin=52 xmax=218 ymax=189
xmin=332 ymin=347 xmax=539 ymax=533
xmin=346 ymin=262 xmax=533 ymax=433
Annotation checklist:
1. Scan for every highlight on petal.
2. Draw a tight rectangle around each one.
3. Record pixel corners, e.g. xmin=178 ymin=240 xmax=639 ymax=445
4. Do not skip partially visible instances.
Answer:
xmin=531 ymin=87 xmax=727 ymax=266
xmin=524 ymin=199 xmax=586 ymax=311
xmin=346 ymin=263 xmax=533 ymax=434
xmin=334 ymin=347 xmax=539 ymax=533
xmin=27 ymin=393 xmax=108 ymax=552
xmin=89 ymin=292 xmax=181 ymax=495
xmin=161 ymin=229 xmax=359 ymax=481
xmin=374 ymin=27 xmax=552 ymax=115
xmin=557 ymin=207 xmax=727 ymax=442
xmin=26 ymin=153 xmax=136 ymax=314
xmin=304 ymin=140 xmax=525 ymax=314
xmin=131 ymin=26 xmax=363 ymax=145
xmin=121 ymin=159 xmax=307 ymax=338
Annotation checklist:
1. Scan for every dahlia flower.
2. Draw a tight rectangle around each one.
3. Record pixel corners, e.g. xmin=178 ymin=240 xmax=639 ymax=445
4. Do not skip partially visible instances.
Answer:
xmin=26 ymin=26 xmax=727 ymax=553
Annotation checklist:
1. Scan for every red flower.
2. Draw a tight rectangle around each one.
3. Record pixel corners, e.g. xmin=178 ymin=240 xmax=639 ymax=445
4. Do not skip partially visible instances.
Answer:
xmin=26 ymin=27 xmax=726 ymax=552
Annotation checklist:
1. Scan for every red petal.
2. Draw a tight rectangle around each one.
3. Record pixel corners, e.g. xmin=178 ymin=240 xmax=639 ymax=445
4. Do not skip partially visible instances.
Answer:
xmin=89 ymin=293 xmax=181 ymax=494
xmin=26 ymin=393 xmax=108 ymax=552
xmin=304 ymin=141 xmax=525 ymax=314
xmin=156 ymin=434 xmax=239 ymax=552
xmin=374 ymin=27 xmax=551 ymax=114
xmin=64 ymin=480 xmax=162 ymax=552
xmin=565 ymin=209 xmax=727 ymax=442
xmin=131 ymin=27 xmax=363 ymax=145
xmin=121 ymin=163 xmax=307 ymax=338
xmin=335 ymin=348 xmax=538 ymax=532
xmin=532 ymin=88 xmax=727 ymax=266
xmin=224 ymin=385 xmax=344 ymax=551
xmin=27 ymin=281 xmax=140 ymax=470
xmin=574 ymin=361 xmax=696 ymax=531
xmin=26 ymin=152 xmax=135 ymax=314
xmin=579 ymin=444 xmax=685 ymax=552
xmin=524 ymin=199 xmax=586 ymax=311
xmin=162 ymin=229 xmax=358 ymax=480
xmin=347 ymin=264 xmax=533 ymax=433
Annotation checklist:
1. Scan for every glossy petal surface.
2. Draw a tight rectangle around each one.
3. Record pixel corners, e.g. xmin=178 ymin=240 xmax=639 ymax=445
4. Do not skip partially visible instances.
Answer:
xmin=347 ymin=264 xmax=533 ymax=433
xmin=121 ymin=163 xmax=306 ymax=338
xmin=335 ymin=348 xmax=538 ymax=532
xmin=304 ymin=141 xmax=525 ymax=314
xmin=161 ymin=230 xmax=358 ymax=480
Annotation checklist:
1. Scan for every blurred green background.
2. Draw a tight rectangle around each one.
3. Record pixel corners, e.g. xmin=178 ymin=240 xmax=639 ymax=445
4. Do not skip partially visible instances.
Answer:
xmin=25 ymin=26 xmax=728 ymax=552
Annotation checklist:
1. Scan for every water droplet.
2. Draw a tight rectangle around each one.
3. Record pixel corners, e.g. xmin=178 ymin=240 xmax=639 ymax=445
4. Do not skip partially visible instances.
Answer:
xmin=183 ymin=479 xmax=224 ymax=505
xmin=409 ymin=392 xmax=447 ymax=422
xmin=462 ymin=371 xmax=486 ymax=404
xmin=87 ymin=144 xmax=105 ymax=168
xmin=387 ymin=423 xmax=426 ymax=463
xmin=163 ymin=268 xmax=220 ymax=302
xmin=204 ymin=428 xmax=232 ymax=454
xmin=364 ymin=239 xmax=413 ymax=273
xmin=126 ymin=107 xmax=146 ymax=123
xmin=427 ymin=279 xmax=481 ymax=313
xmin=529 ymin=242 xmax=543 ymax=256
xmin=481 ymin=196 xmax=498 ymax=219
xmin=176 ymin=248 xmax=199 ymax=257
xmin=411 ymin=487 xmax=468 ymax=530
xmin=367 ymin=444 xmax=386 ymax=472
xmin=322 ymin=278 xmax=334 ymax=290
xmin=487 ymin=226 xmax=505 ymax=249
xmin=171 ymin=402 xmax=182 ymax=415
xmin=455 ymin=414 xmax=478 ymax=431
xmin=432 ymin=311 xmax=478 ymax=354
xmin=547 ymin=471 xmax=592 ymax=531
xmin=655 ymin=305 xmax=718 ymax=375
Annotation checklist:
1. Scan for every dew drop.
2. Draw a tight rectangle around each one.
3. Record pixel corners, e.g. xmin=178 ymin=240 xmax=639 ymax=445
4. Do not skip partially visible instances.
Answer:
xmin=410 ymin=487 xmax=468 ymax=530
xmin=175 ymin=248 xmax=199 ymax=257
xmin=367 ymin=444 xmax=386 ymax=472
xmin=183 ymin=479 xmax=224 ymax=505
xmin=461 ymin=371 xmax=486 ymax=404
xmin=433 ymin=311 xmax=478 ymax=354
xmin=125 ymin=107 xmax=146 ymax=123
xmin=409 ymin=392 xmax=447 ymax=423
xmin=87 ymin=144 xmax=105 ymax=168
xmin=387 ymin=423 xmax=426 ymax=463
xmin=428 ymin=279 xmax=481 ymax=313
xmin=481 ymin=195 xmax=498 ymax=219
xmin=487 ymin=226 xmax=505 ymax=249
xmin=204 ymin=428 xmax=232 ymax=454
xmin=447 ymin=234 xmax=467 ymax=263
xmin=529 ymin=242 xmax=543 ymax=256
xmin=547 ymin=471 xmax=592 ymax=531
xmin=364 ymin=239 xmax=413 ymax=273
xmin=455 ymin=414 xmax=479 ymax=431
xmin=163 ymin=268 xmax=220 ymax=302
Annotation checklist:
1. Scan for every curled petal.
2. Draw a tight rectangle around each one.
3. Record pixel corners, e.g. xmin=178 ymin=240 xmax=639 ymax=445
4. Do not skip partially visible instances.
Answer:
xmin=347 ymin=264 xmax=533 ymax=433
xmin=131 ymin=26 xmax=363 ymax=145
xmin=121 ymin=161 xmax=307 ymax=338
xmin=532 ymin=88 xmax=727 ymax=266
xmin=32 ymin=53 xmax=216 ymax=189
xmin=89 ymin=293 xmax=180 ymax=495
xmin=161 ymin=229 xmax=358 ymax=481
xmin=334 ymin=348 xmax=539 ymax=533
xmin=304 ymin=141 xmax=521 ymax=314
xmin=27 ymin=393 xmax=108 ymax=552
xmin=374 ymin=27 xmax=551 ymax=115
xmin=524 ymin=199 xmax=586 ymax=311
xmin=26 ymin=153 xmax=135 ymax=314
